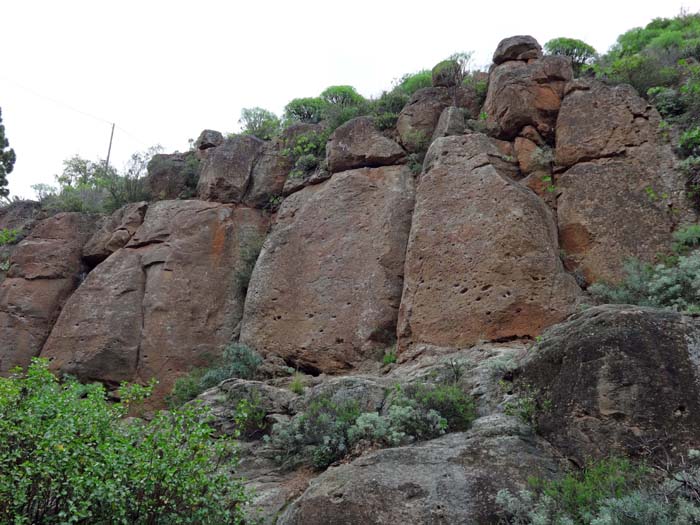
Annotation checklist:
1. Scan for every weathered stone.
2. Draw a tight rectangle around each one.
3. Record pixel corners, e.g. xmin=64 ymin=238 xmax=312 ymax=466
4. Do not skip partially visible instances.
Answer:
xmin=431 ymin=59 xmax=461 ymax=88
xmin=278 ymin=415 xmax=563 ymax=525
xmin=521 ymin=305 xmax=700 ymax=464
xmin=83 ymin=202 xmax=148 ymax=265
xmin=514 ymin=136 xmax=539 ymax=174
xmin=293 ymin=376 xmax=387 ymax=414
xmin=194 ymin=129 xmax=224 ymax=150
xmin=326 ymin=117 xmax=405 ymax=173
xmin=555 ymin=80 xmax=690 ymax=284
xmin=40 ymin=201 xmax=270 ymax=404
xmin=493 ymin=35 xmax=543 ymax=65
xmin=397 ymin=87 xmax=480 ymax=152
xmin=432 ymin=106 xmax=467 ymax=141
xmin=0 ymin=201 xmax=43 ymax=283
xmin=240 ymin=166 xmax=415 ymax=374
xmin=144 ymin=152 xmax=199 ymax=200
xmin=484 ymin=56 xmax=572 ymax=139
xmin=398 ymin=134 xmax=581 ymax=350
xmin=197 ymin=135 xmax=265 ymax=203
xmin=0 ymin=213 xmax=95 ymax=372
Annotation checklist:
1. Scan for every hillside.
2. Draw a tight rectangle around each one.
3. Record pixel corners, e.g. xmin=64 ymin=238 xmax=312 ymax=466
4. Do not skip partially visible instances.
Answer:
xmin=2 ymin=13 xmax=700 ymax=524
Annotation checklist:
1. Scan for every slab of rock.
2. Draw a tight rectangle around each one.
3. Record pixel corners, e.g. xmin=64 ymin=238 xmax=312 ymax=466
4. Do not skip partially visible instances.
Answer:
xmin=326 ymin=117 xmax=405 ymax=173
xmin=145 ymin=152 xmax=199 ymax=200
xmin=40 ymin=201 xmax=270 ymax=404
xmin=432 ymin=106 xmax=467 ymax=141
xmin=240 ymin=166 xmax=415 ymax=374
xmin=398 ymin=134 xmax=581 ymax=350
xmin=493 ymin=35 xmax=543 ymax=65
xmin=0 ymin=201 xmax=43 ymax=282
xmin=397 ymin=87 xmax=480 ymax=153
xmin=82 ymin=202 xmax=148 ymax=265
xmin=520 ymin=305 xmax=700 ymax=464
xmin=484 ymin=55 xmax=572 ymax=139
xmin=0 ymin=213 xmax=95 ymax=372
xmin=278 ymin=415 xmax=563 ymax=525
xmin=555 ymin=80 xmax=690 ymax=284
xmin=197 ymin=135 xmax=265 ymax=203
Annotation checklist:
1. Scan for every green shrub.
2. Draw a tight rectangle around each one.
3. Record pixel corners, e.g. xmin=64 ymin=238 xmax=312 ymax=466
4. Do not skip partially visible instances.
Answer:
xmin=320 ymin=85 xmax=365 ymax=107
xmin=680 ymin=126 xmax=700 ymax=157
xmin=168 ymin=344 xmax=262 ymax=407
xmin=382 ymin=347 xmax=397 ymax=366
xmin=544 ymin=37 xmax=597 ymax=74
xmin=0 ymin=228 xmax=19 ymax=246
xmin=390 ymin=383 xmax=475 ymax=435
xmin=395 ymin=70 xmax=432 ymax=96
xmin=590 ymin=253 xmax=700 ymax=313
xmin=289 ymin=372 xmax=305 ymax=395
xmin=281 ymin=128 xmax=330 ymax=180
xmin=283 ymin=97 xmax=327 ymax=124
xmin=0 ymin=358 xmax=249 ymax=524
xmin=239 ymin=107 xmax=281 ymax=140
xmin=648 ymin=86 xmax=685 ymax=117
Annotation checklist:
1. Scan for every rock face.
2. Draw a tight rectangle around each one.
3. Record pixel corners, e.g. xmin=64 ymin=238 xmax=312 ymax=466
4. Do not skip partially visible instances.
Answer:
xmin=40 ymin=201 xmax=269 ymax=403
xmin=0 ymin=201 xmax=43 ymax=282
xmin=432 ymin=106 xmax=467 ymax=140
xmin=326 ymin=117 xmax=405 ymax=173
xmin=278 ymin=415 xmax=563 ymax=525
xmin=554 ymin=80 xmax=688 ymax=284
xmin=493 ymin=35 xmax=542 ymax=64
xmin=398 ymin=133 xmax=581 ymax=350
xmin=82 ymin=202 xmax=148 ymax=265
xmin=0 ymin=213 xmax=95 ymax=373
xmin=397 ymin=87 xmax=480 ymax=152
xmin=484 ymin=55 xmax=572 ymax=140
xmin=144 ymin=152 xmax=199 ymax=200
xmin=197 ymin=136 xmax=265 ymax=203
xmin=521 ymin=305 xmax=700 ymax=464
xmin=194 ymin=129 xmax=224 ymax=151
xmin=240 ymin=166 xmax=415 ymax=374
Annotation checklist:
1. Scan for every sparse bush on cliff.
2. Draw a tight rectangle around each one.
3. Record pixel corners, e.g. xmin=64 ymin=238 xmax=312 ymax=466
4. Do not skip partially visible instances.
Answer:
xmin=168 ymin=343 xmax=263 ymax=407
xmin=0 ymin=358 xmax=249 ymax=524
xmin=590 ymin=225 xmax=700 ymax=313
xmin=0 ymin=228 xmax=19 ymax=246
xmin=266 ymin=382 xmax=475 ymax=470
xmin=497 ymin=455 xmax=700 ymax=524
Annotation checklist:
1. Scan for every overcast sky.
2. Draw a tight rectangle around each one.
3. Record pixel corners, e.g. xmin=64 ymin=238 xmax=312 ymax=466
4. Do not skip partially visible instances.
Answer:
xmin=2 ymin=0 xmax=699 ymax=199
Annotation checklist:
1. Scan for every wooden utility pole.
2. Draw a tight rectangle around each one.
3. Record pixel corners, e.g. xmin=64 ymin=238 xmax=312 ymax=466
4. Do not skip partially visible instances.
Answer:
xmin=105 ymin=123 xmax=115 ymax=171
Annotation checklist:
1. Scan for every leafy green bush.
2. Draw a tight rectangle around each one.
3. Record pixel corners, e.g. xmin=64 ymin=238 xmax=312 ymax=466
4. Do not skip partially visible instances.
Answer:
xmin=320 ymin=85 xmax=365 ymax=107
xmin=0 ymin=359 xmax=249 ymax=524
xmin=648 ymin=86 xmax=685 ymax=117
xmin=544 ymin=37 xmax=597 ymax=74
xmin=284 ymin=97 xmax=327 ymax=124
xmin=395 ymin=70 xmax=432 ymax=96
xmin=396 ymin=383 xmax=475 ymax=433
xmin=281 ymin=128 xmax=330 ymax=180
xmin=168 ymin=344 xmax=263 ymax=407
xmin=239 ymin=107 xmax=281 ymax=140
xmin=0 ymin=228 xmax=19 ymax=246
xmin=382 ymin=347 xmax=397 ymax=365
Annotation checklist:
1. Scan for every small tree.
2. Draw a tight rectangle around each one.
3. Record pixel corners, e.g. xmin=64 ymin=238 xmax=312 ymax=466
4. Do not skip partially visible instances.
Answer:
xmin=0 ymin=107 xmax=16 ymax=200
xmin=239 ymin=107 xmax=280 ymax=140
xmin=320 ymin=85 xmax=365 ymax=107
xmin=544 ymin=37 xmax=597 ymax=74
xmin=284 ymin=97 xmax=327 ymax=124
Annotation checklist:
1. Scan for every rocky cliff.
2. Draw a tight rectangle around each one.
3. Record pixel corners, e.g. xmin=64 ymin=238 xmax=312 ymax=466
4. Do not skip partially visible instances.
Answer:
xmin=1 ymin=34 xmax=698 ymax=523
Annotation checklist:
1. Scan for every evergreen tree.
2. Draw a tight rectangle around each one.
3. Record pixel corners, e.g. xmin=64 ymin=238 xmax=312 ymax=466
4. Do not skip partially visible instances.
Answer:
xmin=0 ymin=107 xmax=16 ymax=199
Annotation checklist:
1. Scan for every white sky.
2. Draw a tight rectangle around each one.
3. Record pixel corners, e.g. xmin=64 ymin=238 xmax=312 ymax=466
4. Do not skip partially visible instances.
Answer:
xmin=2 ymin=0 xmax=699 ymax=199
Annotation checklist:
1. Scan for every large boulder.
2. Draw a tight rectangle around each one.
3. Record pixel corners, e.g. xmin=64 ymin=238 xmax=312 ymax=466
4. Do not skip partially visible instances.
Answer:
xmin=432 ymin=106 xmax=467 ymax=141
xmin=197 ymin=135 xmax=265 ymax=203
xmin=0 ymin=213 xmax=96 ymax=372
xmin=398 ymin=134 xmax=581 ymax=351
xmin=82 ymin=201 xmax=148 ymax=266
xmin=144 ymin=152 xmax=199 ymax=200
xmin=554 ymin=80 xmax=691 ymax=284
xmin=326 ymin=117 xmax=405 ymax=173
xmin=483 ymin=55 xmax=572 ymax=140
xmin=520 ymin=305 xmax=700 ymax=464
xmin=278 ymin=415 xmax=563 ymax=525
xmin=493 ymin=35 xmax=542 ymax=65
xmin=194 ymin=129 xmax=224 ymax=151
xmin=240 ymin=166 xmax=415 ymax=374
xmin=40 ymin=201 xmax=270 ymax=404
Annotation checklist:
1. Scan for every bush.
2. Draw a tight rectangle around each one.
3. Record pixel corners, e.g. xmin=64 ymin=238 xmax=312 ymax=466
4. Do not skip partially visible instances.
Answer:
xmin=647 ymin=86 xmax=685 ymax=117
xmin=168 ymin=344 xmax=262 ymax=407
xmin=0 ymin=359 xmax=249 ymax=524
xmin=320 ymin=85 xmax=365 ymax=107
xmin=397 ymin=383 xmax=475 ymax=432
xmin=0 ymin=228 xmax=19 ymax=246
xmin=284 ymin=97 xmax=327 ymax=124
xmin=544 ymin=37 xmax=597 ymax=74
xmin=281 ymin=128 xmax=330 ymax=179
xmin=395 ymin=70 xmax=432 ymax=96
xmin=680 ymin=127 xmax=700 ymax=157
xmin=239 ymin=107 xmax=281 ymax=140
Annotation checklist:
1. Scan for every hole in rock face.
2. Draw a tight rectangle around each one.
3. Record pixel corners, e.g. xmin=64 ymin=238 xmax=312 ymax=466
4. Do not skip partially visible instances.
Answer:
xmin=283 ymin=357 xmax=321 ymax=377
